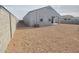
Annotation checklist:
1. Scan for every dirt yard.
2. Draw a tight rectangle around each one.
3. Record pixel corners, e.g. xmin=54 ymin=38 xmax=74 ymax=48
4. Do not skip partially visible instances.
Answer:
xmin=6 ymin=24 xmax=79 ymax=53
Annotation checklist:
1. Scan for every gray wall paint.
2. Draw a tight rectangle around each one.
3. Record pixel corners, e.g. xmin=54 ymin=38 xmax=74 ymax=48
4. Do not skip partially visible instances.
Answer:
xmin=23 ymin=6 xmax=60 ymax=27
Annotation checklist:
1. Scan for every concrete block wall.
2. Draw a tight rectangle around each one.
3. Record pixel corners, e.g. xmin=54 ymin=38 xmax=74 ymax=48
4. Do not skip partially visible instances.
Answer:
xmin=0 ymin=6 xmax=17 ymax=52
xmin=10 ymin=15 xmax=17 ymax=38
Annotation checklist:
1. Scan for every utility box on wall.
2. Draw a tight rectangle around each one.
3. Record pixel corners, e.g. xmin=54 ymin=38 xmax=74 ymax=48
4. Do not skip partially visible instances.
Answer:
xmin=0 ymin=5 xmax=17 ymax=52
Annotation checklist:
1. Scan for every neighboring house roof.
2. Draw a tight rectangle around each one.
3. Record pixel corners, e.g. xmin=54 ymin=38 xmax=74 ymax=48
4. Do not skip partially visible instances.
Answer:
xmin=25 ymin=6 xmax=60 ymax=16
xmin=0 ymin=5 xmax=18 ymax=19
xmin=62 ymin=15 xmax=74 ymax=18
xmin=61 ymin=15 xmax=79 ymax=21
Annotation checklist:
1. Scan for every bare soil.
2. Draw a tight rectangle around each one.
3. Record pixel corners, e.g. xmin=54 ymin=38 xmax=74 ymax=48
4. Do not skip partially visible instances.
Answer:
xmin=6 ymin=24 xmax=79 ymax=53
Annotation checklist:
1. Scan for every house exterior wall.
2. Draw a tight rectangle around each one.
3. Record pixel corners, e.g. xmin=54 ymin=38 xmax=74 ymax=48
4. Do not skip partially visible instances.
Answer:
xmin=59 ymin=17 xmax=79 ymax=24
xmin=23 ymin=6 xmax=60 ymax=27
xmin=31 ymin=8 xmax=52 ymax=26
xmin=23 ymin=13 xmax=33 ymax=26
xmin=0 ymin=7 xmax=16 ymax=52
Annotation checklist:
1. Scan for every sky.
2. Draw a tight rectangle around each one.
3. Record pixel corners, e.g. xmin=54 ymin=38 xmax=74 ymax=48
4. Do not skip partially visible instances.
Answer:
xmin=4 ymin=5 xmax=79 ymax=20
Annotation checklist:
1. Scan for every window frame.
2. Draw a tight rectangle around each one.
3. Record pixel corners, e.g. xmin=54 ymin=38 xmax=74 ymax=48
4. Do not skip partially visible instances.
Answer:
xmin=40 ymin=18 xmax=43 ymax=22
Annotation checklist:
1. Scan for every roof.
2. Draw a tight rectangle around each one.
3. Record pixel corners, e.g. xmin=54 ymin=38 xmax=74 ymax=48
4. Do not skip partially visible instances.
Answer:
xmin=26 ymin=6 xmax=60 ymax=16
xmin=0 ymin=5 xmax=18 ymax=19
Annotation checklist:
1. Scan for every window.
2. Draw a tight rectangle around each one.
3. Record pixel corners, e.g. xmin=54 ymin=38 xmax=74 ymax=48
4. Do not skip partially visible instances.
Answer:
xmin=64 ymin=18 xmax=67 ymax=20
xmin=64 ymin=18 xmax=71 ymax=20
xmin=40 ymin=18 xmax=43 ymax=22
xmin=52 ymin=16 xmax=55 ymax=18
xmin=68 ymin=18 xmax=71 ymax=20
xmin=49 ymin=19 xmax=51 ymax=21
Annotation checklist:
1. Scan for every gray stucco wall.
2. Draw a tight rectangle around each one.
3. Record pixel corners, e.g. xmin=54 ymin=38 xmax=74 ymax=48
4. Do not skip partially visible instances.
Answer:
xmin=23 ymin=6 xmax=60 ymax=27
xmin=0 ymin=6 xmax=17 ymax=52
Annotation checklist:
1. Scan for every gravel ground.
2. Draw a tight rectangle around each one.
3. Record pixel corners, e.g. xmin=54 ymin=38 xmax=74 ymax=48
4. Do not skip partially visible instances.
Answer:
xmin=6 ymin=24 xmax=79 ymax=53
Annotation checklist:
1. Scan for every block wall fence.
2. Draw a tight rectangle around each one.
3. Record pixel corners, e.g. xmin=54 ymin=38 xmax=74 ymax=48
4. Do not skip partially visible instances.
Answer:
xmin=0 ymin=6 xmax=17 ymax=52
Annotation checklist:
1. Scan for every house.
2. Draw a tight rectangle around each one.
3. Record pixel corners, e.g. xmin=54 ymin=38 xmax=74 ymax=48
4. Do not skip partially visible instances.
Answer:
xmin=59 ymin=15 xmax=79 ymax=24
xmin=23 ymin=6 xmax=60 ymax=27
xmin=0 ymin=5 xmax=17 ymax=52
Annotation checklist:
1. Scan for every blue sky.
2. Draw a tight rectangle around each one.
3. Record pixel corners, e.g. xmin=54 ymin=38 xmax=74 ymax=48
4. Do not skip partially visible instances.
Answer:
xmin=4 ymin=5 xmax=79 ymax=20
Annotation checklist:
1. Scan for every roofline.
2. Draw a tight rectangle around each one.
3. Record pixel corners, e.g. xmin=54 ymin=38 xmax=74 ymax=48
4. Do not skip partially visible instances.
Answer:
xmin=25 ymin=6 xmax=60 ymax=17
xmin=0 ymin=5 xmax=18 ymax=19
xmin=49 ymin=6 xmax=60 ymax=16
xmin=27 ymin=6 xmax=51 ymax=14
